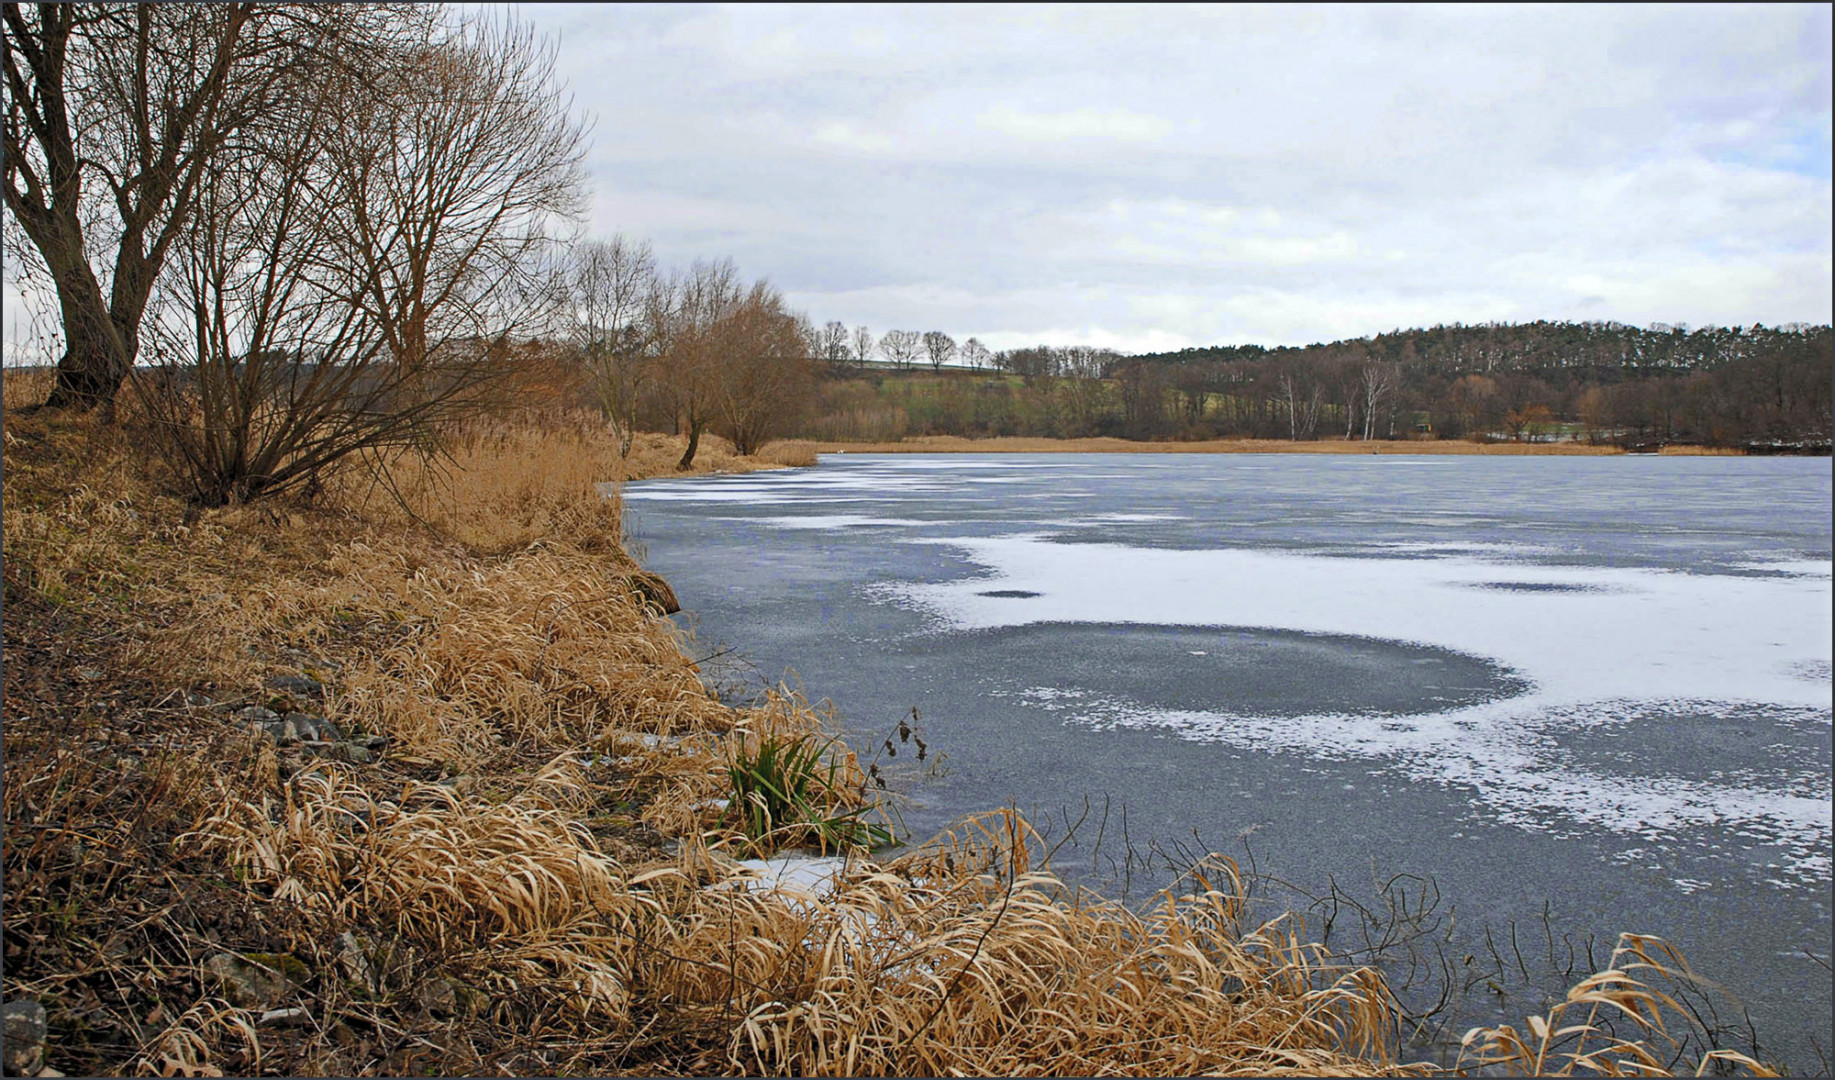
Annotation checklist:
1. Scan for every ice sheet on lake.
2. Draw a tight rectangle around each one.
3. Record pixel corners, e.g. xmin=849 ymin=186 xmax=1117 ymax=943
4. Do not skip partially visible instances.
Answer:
xmin=621 ymin=455 xmax=1152 ymax=505
xmin=621 ymin=488 xmax=856 ymax=503
xmin=1733 ymin=558 xmax=1833 ymax=578
xmin=740 ymin=515 xmax=931 ymax=530
xmin=878 ymin=535 xmax=1834 ymax=886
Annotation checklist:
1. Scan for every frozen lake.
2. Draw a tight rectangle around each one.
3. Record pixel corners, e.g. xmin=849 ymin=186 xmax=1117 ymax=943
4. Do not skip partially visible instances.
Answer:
xmin=623 ymin=452 xmax=1832 ymax=1069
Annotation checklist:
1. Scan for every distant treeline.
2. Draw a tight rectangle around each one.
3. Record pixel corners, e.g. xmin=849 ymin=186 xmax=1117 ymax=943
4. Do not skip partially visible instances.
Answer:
xmin=793 ymin=321 xmax=1833 ymax=450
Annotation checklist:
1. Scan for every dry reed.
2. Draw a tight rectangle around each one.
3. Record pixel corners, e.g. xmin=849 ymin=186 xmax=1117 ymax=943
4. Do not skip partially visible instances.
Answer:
xmin=2 ymin=364 xmax=55 ymax=411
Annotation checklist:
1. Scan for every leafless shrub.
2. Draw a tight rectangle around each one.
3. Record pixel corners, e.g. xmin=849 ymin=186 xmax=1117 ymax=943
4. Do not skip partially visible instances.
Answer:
xmin=115 ymin=8 xmax=583 ymax=506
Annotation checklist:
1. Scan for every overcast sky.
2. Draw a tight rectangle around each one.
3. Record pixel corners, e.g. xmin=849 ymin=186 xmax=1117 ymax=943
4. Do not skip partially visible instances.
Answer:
xmin=520 ymin=2 xmax=1830 ymax=352
xmin=4 ymin=3 xmax=1829 ymax=360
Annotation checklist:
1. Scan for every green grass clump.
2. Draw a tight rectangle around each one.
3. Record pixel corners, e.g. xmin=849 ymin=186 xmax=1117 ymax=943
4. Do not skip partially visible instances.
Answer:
xmin=727 ymin=732 xmax=893 ymax=854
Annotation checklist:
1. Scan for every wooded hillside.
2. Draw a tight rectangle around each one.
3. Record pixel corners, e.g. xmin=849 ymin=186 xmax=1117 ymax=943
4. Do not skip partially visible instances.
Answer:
xmin=790 ymin=322 xmax=1833 ymax=450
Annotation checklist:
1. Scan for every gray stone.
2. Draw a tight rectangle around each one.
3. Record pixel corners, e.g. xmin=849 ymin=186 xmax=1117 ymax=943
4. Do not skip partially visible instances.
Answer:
xmin=336 ymin=932 xmax=379 ymax=994
xmin=265 ymin=674 xmax=324 ymax=699
xmin=303 ymin=741 xmax=371 ymax=765
xmin=627 ymin=570 xmax=681 ymax=615
xmin=3 ymin=999 xmax=47 ymax=1077
xmin=413 ymin=977 xmax=458 ymax=1017
xmin=202 ymin=953 xmax=304 ymax=1011
xmin=284 ymin=713 xmax=340 ymax=742
xmin=247 ymin=717 xmax=302 ymax=745
xmin=237 ymin=705 xmax=280 ymax=724
xmin=256 ymin=1007 xmax=311 ymax=1028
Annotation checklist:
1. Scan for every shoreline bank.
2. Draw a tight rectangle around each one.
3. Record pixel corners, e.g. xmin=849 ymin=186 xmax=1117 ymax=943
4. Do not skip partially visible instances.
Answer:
xmin=809 ymin=434 xmax=1747 ymax=456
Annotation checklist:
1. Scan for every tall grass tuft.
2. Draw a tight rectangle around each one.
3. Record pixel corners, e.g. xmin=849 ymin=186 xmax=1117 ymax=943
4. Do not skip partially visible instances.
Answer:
xmin=727 ymin=729 xmax=894 ymax=854
xmin=1456 ymin=934 xmax=1780 ymax=1076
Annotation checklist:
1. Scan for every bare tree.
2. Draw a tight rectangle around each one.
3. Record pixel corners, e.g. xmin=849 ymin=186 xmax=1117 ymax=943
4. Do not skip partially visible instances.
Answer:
xmin=653 ymin=258 xmax=744 ymax=470
xmin=999 ymin=345 xmax=1059 ymax=384
xmin=1358 ymin=361 xmax=1397 ymax=440
xmin=851 ymin=325 xmax=875 ymax=372
xmin=569 ymin=235 xmax=656 ymax=456
xmin=1276 ymin=364 xmax=1322 ymax=441
xmin=319 ymin=12 xmax=585 ymax=376
xmin=879 ymin=329 xmax=921 ymax=370
xmin=1058 ymin=346 xmax=1115 ymax=380
xmin=1446 ymin=373 xmax=1499 ymax=441
xmin=1057 ymin=346 xmax=1114 ymax=436
xmin=714 ymin=283 xmax=814 ymax=454
xmin=960 ymin=336 xmax=991 ymax=371
xmin=128 ymin=9 xmax=586 ymax=505
xmin=2 ymin=3 xmax=418 ymax=412
xmin=817 ymin=319 xmax=853 ymax=376
xmin=921 ymin=330 xmax=957 ymax=372
xmin=1577 ymin=384 xmax=1612 ymax=444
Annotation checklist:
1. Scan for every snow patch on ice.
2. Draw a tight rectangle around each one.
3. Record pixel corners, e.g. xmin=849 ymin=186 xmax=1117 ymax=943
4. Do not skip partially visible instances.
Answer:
xmin=1027 ymin=689 xmax=1832 ymax=888
xmin=883 ymin=537 xmax=1832 ymax=710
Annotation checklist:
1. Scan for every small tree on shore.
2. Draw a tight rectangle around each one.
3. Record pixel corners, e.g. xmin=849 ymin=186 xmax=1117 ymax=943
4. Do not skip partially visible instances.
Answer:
xmin=652 ymin=258 xmax=743 ymax=470
xmin=714 ymin=285 xmax=814 ymax=455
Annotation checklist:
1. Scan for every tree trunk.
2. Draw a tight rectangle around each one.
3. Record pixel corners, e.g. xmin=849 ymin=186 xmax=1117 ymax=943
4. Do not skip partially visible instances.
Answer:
xmin=677 ymin=420 xmax=702 ymax=470
xmin=39 ymin=251 xmax=132 ymax=412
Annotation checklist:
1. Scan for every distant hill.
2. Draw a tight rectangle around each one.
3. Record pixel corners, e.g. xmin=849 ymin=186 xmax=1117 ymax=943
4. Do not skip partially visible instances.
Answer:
xmin=1131 ymin=320 xmax=1829 ymax=380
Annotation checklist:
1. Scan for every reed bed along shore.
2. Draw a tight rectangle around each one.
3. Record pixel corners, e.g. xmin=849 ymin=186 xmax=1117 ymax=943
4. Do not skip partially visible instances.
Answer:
xmin=0 ymin=387 xmax=1779 ymax=1075
xmin=811 ymin=434 xmax=1740 ymax=455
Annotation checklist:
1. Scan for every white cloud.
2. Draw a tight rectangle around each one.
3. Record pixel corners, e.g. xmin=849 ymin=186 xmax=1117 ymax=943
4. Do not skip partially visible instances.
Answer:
xmin=10 ymin=3 xmax=1830 ymax=357
xmin=973 ymin=105 xmax=1176 ymax=145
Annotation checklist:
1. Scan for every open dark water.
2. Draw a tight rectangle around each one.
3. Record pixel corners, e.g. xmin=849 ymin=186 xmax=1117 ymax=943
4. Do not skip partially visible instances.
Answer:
xmin=621 ymin=453 xmax=1832 ymax=1070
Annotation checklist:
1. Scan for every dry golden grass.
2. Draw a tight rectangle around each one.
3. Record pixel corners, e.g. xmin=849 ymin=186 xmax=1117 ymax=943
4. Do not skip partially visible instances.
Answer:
xmin=1 ymin=401 xmax=1784 ymax=1076
xmin=612 ymin=429 xmax=806 ymax=481
xmin=756 ymin=439 xmax=819 ymax=467
xmin=814 ymin=434 xmax=1720 ymax=456
xmin=2 ymin=364 xmax=55 ymax=410
xmin=325 ymin=415 xmax=800 ymax=554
